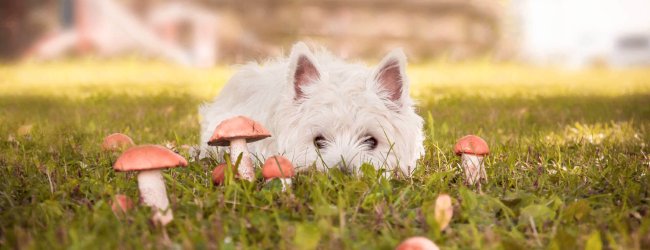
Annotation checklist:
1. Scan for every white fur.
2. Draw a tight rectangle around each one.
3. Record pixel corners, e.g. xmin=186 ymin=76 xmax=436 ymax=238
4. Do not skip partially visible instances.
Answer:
xmin=198 ymin=42 xmax=425 ymax=176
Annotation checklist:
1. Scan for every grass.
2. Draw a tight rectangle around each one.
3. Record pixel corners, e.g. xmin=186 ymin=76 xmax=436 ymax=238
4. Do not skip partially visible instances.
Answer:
xmin=0 ymin=59 xmax=649 ymax=249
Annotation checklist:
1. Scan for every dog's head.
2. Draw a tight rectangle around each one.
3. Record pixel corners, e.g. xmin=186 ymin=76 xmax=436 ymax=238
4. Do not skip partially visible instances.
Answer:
xmin=274 ymin=42 xmax=424 ymax=176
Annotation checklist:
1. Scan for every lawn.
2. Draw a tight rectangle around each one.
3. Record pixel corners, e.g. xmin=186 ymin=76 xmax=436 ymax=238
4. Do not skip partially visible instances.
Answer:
xmin=0 ymin=59 xmax=649 ymax=249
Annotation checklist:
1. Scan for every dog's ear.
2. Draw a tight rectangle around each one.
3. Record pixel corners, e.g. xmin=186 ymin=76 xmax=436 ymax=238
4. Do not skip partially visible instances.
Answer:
xmin=371 ymin=48 xmax=408 ymax=107
xmin=288 ymin=42 xmax=321 ymax=100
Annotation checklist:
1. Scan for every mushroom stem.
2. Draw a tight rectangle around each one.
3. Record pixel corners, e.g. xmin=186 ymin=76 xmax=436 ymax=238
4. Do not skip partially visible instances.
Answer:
xmin=137 ymin=169 xmax=173 ymax=225
xmin=265 ymin=178 xmax=292 ymax=192
xmin=230 ymin=138 xmax=255 ymax=181
xmin=460 ymin=154 xmax=485 ymax=185
xmin=280 ymin=178 xmax=292 ymax=192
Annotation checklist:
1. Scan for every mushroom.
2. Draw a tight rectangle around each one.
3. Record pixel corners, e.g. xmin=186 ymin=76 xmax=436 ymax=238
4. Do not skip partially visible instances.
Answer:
xmin=113 ymin=145 xmax=188 ymax=226
xmin=102 ymin=133 xmax=135 ymax=151
xmin=453 ymin=135 xmax=489 ymax=187
xmin=262 ymin=155 xmax=295 ymax=191
xmin=211 ymin=163 xmax=238 ymax=186
xmin=111 ymin=194 xmax=134 ymax=215
xmin=208 ymin=116 xmax=271 ymax=181
xmin=434 ymin=194 xmax=453 ymax=231
xmin=396 ymin=237 xmax=440 ymax=250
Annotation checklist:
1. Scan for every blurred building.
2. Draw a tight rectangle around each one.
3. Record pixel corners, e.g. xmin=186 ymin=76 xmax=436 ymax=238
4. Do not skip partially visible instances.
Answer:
xmin=1 ymin=0 xmax=510 ymax=64
xmin=0 ymin=1 xmax=31 ymax=60
xmin=7 ymin=0 xmax=650 ymax=67
xmin=208 ymin=0 xmax=507 ymax=62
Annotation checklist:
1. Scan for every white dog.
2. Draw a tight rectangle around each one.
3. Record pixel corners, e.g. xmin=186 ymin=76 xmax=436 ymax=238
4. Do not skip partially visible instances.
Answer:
xmin=198 ymin=42 xmax=424 ymax=176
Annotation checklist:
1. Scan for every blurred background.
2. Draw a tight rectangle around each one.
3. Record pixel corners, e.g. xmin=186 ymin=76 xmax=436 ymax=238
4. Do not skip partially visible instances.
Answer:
xmin=1 ymin=0 xmax=649 ymax=68
xmin=2 ymin=3 xmax=650 ymax=250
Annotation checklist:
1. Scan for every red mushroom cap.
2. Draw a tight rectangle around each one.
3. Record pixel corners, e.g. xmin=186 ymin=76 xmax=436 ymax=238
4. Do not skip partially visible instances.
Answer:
xmin=102 ymin=133 xmax=135 ymax=151
xmin=396 ymin=237 xmax=439 ymax=250
xmin=113 ymin=145 xmax=188 ymax=172
xmin=111 ymin=194 xmax=134 ymax=214
xmin=211 ymin=163 xmax=238 ymax=185
xmin=453 ymin=135 xmax=489 ymax=156
xmin=262 ymin=156 xmax=294 ymax=180
xmin=208 ymin=116 xmax=271 ymax=146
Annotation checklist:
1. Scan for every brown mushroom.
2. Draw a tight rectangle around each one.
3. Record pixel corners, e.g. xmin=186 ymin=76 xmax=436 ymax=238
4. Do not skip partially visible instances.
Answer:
xmin=396 ymin=237 xmax=439 ymax=250
xmin=102 ymin=133 xmax=135 ymax=151
xmin=111 ymin=194 xmax=134 ymax=215
xmin=211 ymin=163 xmax=238 ymax=185
xmin=208 ymin=116 xmax=271 ymax=181
xmin=262 ymin=155 xmax=295 ymax=191
xmin=453 ymin=135 xmax=489 ymax=186
xmin=114 ymin=145 xmax=188 ymax=226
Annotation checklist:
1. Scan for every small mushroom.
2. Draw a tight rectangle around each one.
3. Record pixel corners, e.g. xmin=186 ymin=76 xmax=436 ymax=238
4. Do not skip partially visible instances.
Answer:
xmin=396 ymin=237 xmax=439 ymax=250
xmin=111 ymin=194 xmax=134 ymax=215
xmin=434 ymin=194 xmax=453 ymax=231
xmin=208 ymin=116 xmax=271 ymax=181
xmin=262 ymin=155 xmax=295 ymax=191
xmin=453 ymin=135 xmax=489 ymax=187
xmin=102 ymin=133 xmax=135 ymax=151
xmin=113 ymin=145 xmax=187 ymax=226
xmin=211 ymin=163 xmax=238 ymax=186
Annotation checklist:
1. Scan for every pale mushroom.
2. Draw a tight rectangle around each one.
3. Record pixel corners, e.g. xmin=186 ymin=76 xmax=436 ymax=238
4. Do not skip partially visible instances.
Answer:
xmin=113 ymin=145 xmax=187 ymax=226
xmin=208 ymin=116 xmax=271 ymax=181
xmin=102 ymin=133 xmax=135 ymax=151
xmin=434 ymin=194 xmax=453 ymax=231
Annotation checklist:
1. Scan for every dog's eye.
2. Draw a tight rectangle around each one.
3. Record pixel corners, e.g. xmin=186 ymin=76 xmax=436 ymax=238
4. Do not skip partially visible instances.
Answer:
xmin=314 ymin=135 xmax=327 ymax=149
xmin=362 ymin=136 xmax=378 ymax=150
